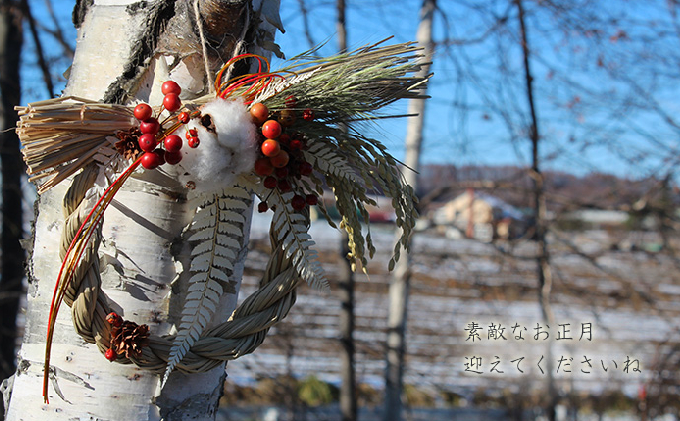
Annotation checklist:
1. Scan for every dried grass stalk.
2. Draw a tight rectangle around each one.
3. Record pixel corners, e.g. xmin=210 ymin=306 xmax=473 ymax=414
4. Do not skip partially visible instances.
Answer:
xmin=16 ymin=97 xmax=136 ymax=193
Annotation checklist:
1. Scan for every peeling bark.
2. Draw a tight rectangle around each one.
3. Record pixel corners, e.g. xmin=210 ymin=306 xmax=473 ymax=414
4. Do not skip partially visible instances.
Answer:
xmin=102 ymin=0 xmax=177 ymax=104
xmin=5 ymin=0 xmax=280 ymax=419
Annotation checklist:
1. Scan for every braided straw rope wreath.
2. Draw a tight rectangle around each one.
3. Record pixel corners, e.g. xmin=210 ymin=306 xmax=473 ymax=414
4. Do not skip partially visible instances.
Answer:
xmin=24 ymin=41 xmax=427 ymax=392
xmin=60 ymin=163 xmax=301 ymax=374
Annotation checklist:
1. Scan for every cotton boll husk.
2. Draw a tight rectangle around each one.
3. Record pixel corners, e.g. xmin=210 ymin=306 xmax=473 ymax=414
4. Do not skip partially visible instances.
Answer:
xmin=177 ymin=98 xmax=257 ymax=192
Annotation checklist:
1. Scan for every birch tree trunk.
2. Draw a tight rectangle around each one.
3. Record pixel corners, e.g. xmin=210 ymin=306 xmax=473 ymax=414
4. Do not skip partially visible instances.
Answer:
xmin=383 ymin=1 xmax=434 ymax=420
xmin=3 ymin=1 xmax=281 ymax=419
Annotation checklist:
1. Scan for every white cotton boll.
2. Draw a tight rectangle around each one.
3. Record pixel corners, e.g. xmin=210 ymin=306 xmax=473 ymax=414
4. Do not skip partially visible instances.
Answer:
xmin=177 ymin=98 xmax=257 ymax=192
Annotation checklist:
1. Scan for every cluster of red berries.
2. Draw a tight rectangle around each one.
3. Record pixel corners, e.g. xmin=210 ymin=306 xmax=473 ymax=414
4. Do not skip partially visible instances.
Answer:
xmin=104 ymin=312 xmax=123 ymax=362
xmin=132 ymin=81 xmax=198 ymax=170
xmin=250 ymin=99 xmax=318 ymax=213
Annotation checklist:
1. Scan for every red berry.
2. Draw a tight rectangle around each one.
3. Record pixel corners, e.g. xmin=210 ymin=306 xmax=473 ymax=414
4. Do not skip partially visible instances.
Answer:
xmin=278 ymin=109 xmax=296 ymax=127
xmin=161 ymin=80 xmax=182 ymax=96
xmin=178 ymin=111 xmax=190 ymax=124
xmin=299 ymin=161 xmax=313 ymax=176
xmin=261 ymin=120 xmax=282 ymax=139
xmin=163 ymin=134 xmax=182 ymax=152
xmin=138 ymin=134 xmax=157 ymax=152
xmin=186 ymin=129 xmax=198 ymax=139
xmin=254 ymin=157 xmax=274 ymax=176
xmin=134 ymin=103 xmax=153 ymax=121
xmin=278 ymin=178 xmax=292 ymax=192
xmin=140 ymin=118 xmax=160 ymax=135
xmin=141 ymin=151 xmax=162 ymax=170
xmin=303 ymin=109 xmax=315 ymax=121
xmin=261 ymin=139 xmax=281 ymax=157
xmin=285 ymin=95 xmax=297 ymax=108
xmin=291 ymin=194 xmax=306 ymax=211
xmin=250 ymin=103 xmax=269 ymax=124
xmin=105 ymin=348 xmax=117 ymax=362
xmin=306 ymin=194 xmax=318 ymax=206
xmin=263 ymin=176 xmax=277 ymax=189
xmin=289 ymin=139 xmax=303 ymax=150
xmin=288 ymin=161 xmax=300 ymax=175
xmin=270 ymin=150 xmax=289 ymax=168
xmin=155 ymin=149 xmax=166 ymax=165
xmin=165 ymin=150 xmax=183 ymax=165
xmin=188 ymin=137 xmax=200 ymax=148
xmin=163 ymin=93 xmax=182 ymax=112
xmin=106 ymin=312 xmax=123 ymax=327
xmin=257 ymin=202 xmax=269 ymax=213
xmin=274 ymin=167 xmax=289 ymax=179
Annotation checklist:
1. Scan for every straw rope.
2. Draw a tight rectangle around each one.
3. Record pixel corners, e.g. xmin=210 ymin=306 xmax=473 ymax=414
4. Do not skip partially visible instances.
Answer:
xmin=60 ymin=163 xmax=112 ymax=353
xmin=32 ymin=37 xmax=426 ymax=384
xmin=59 ymin=165 xmax=301 ymax=373
xmin=50 ymin=0 xmax=303 ymax=373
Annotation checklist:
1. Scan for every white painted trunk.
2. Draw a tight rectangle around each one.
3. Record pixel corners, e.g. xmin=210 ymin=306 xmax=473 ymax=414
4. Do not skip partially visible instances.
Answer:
xmin=5 ymin=0 xmax=279 ymax=419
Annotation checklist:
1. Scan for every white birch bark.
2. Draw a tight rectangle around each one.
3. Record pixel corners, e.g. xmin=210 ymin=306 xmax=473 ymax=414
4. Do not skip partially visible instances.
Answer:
xmin=383 ymin=1 xmax=435 ymax=420
xmin=4 ymin=0 xmax=280 ymax=419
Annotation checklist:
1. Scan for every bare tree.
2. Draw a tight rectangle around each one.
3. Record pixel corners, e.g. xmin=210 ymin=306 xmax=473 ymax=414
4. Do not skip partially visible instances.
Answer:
xmin=424 ymin=0 xmax=680 ymax=416
xmin=515 ymin=0 xmax=557 ymax=418
xmin=384 ymin=1 xmax=435 ymax=420
xmin=335 ymin=1 xmax=358 ymax=421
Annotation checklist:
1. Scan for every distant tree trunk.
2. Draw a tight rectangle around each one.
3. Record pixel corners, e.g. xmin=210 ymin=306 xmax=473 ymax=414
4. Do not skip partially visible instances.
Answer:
xmin=0 ymin=0 xmax=24 ymax=418
xmin=3 ymin=1 xmax=280 ymax=419
xmin=383 ymin=1 xmax=434 ymax=420
xmin=515 ymin=0 xmax=557 ymax=419
xmin=335 ymin=2 xmax=357 ymax=420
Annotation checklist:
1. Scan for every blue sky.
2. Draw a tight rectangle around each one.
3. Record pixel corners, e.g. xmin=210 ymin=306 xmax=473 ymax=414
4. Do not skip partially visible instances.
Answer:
xmin=21 ymin=0 xmax=680 ymax=181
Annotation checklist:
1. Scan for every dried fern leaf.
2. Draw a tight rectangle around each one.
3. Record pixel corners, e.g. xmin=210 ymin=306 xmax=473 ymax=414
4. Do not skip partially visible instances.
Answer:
xmin=303 ymin=142 xmax=359 ymax=183
xmin=257 ymin=184 xmax=328 ymax=290
xmin=163 ymin=185 xmax=251 ymax=385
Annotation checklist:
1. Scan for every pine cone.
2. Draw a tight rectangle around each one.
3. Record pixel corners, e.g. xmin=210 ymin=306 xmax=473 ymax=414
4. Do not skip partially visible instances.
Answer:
xmin=114 ymin=128 xmax=142 ymax=161
xmin=110 ymin=320 xmax=150 ymax=359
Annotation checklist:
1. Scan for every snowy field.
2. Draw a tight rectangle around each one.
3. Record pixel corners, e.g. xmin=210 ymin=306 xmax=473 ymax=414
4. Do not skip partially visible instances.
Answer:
xmin=226 ymin=213 xmax=679 ymax=409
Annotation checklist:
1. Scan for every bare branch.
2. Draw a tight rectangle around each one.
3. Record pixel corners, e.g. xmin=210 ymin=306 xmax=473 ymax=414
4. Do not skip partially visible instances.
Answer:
xmin=42 ymin=0 xmax=74 ymax=58
xmin=20 ymin=0 xmax=55 ymax=97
